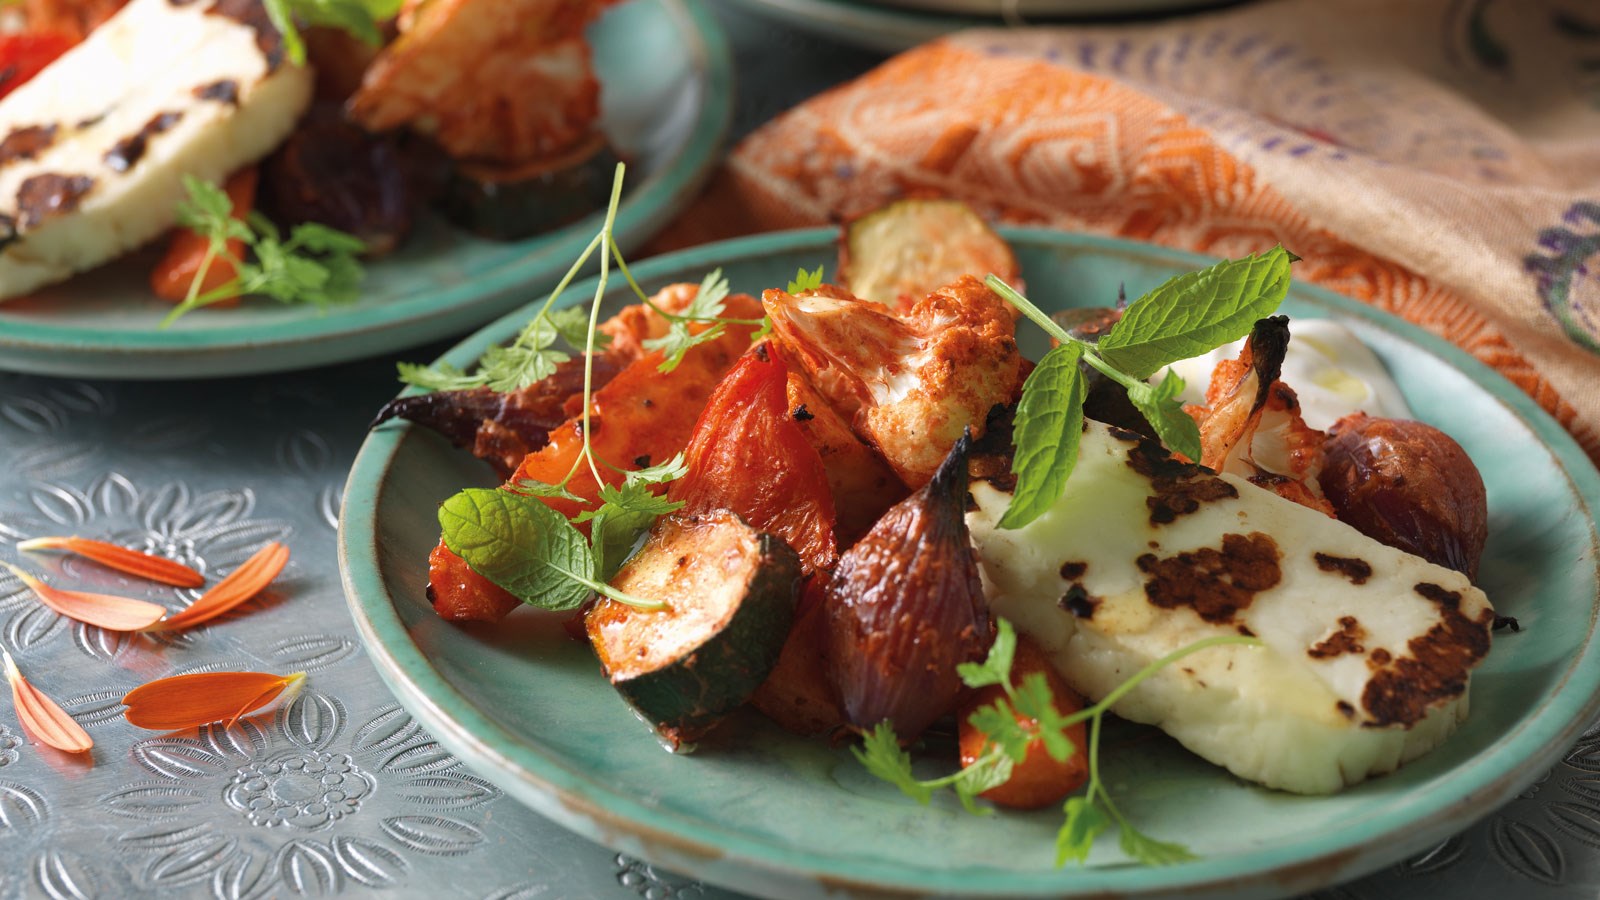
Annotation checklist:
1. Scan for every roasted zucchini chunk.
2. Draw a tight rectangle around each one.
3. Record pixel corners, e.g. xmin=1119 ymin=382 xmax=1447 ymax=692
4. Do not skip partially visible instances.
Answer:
xmin=838 ymin=198 xmax=1020 ymax=309
xmin=587 ymin=510 xmax=803 ymax=748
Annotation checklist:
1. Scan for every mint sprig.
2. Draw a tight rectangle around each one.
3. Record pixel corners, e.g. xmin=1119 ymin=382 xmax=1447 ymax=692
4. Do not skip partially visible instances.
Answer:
xmin=857 ymin=619 xmax=1261 ymax=867
xmin=985 ymin=245 xmax=1295 ymax=529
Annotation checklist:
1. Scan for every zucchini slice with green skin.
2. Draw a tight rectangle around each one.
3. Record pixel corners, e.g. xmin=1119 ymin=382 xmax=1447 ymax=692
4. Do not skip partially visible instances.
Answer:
xmin=838 ymin=198 xmax=1020 ymax=307
xmin=587 ymin=510 xmax=802 ymax=749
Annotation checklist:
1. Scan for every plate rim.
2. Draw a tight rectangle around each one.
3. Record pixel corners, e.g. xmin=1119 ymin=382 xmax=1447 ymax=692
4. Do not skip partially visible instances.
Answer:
xmin=0 ymin=0 xmax=732 ymax=379
xmin=340 ymin=226 xmax=1600 ymax=898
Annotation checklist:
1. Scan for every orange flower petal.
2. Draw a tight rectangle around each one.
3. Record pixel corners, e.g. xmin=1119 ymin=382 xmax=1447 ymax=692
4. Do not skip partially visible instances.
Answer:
xmin=2 ymin=563 xmax=167 ymax=631
xmin=4 ymin=650 xmax=92 ymax=754
xmin=149 ymin=542 xmax=289 ymax=631
xmin=17 ymin=535 xmax=204 ymax=588
xmin=122 ymin=671 xmax=305 ymax=731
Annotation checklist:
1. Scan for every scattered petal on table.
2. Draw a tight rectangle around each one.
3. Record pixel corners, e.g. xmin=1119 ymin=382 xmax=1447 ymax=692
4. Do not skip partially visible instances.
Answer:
xmin=4 ymin=649 xmax=93 ymax=753
xmin=17 ymin=535 xmax=205 ymax=588
xmin=148 ymin=542 xmax=289 ymax=631
xmin=2 ymin=562 xmax=167 ymax=631
xmin=123 ymin=671 xmax=306 ymax=731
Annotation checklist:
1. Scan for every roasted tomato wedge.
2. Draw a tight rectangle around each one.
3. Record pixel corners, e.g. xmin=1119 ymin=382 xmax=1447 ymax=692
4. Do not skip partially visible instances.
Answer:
xmin=427 ymin=539 xmax=519 ymax=623
xmin=670 ymin=344 xmax=838 ymax=574
xmin=426 ymin=291 xmax=764 ymax=622
xmin=823 ymin=433 xmax=991 ymax=740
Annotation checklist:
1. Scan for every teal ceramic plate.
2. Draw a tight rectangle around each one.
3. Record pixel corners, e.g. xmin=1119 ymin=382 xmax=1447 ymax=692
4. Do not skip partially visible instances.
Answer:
xmin=0 ymin=0 xmax=730 ymax=380
xmin=340 ymin=229 xmax=1600 ymax=899
xmin=721 ymin=0 xmax=1239 ymax=52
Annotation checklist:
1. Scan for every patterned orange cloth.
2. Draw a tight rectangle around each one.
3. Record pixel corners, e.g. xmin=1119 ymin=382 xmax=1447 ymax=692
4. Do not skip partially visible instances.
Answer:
xmin=663 ymin=0 xmax=1600 ymax=465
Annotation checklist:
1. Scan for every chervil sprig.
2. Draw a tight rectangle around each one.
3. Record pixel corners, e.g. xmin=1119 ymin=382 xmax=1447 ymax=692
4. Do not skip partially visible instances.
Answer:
xmin=263 ymin=0 xmax=401 ymax=67
xmin=161 ymin=177 xmax=367 ymax=327
xmin=856 ymin=620 xmax=1261 ymax=866
xmin=986 ymin=246 xmax=1296 ymax=529
xmin=420 ymin=165 xmax=702 ymax=611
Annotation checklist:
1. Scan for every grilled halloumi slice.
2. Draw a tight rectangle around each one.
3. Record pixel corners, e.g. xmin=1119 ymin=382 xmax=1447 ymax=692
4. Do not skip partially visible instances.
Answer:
xmin=0 ymin=0 xmax=313 ymax=300
xmin=967 ymin=420 xmax=1495 ymax=795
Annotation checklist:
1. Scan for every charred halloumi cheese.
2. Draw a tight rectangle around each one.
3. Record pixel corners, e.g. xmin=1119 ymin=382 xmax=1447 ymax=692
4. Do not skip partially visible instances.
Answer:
xmin=967 ymin=421 xmax=1495 ymax=795
xmin=0 ymin=0 xmax=313 ymax=300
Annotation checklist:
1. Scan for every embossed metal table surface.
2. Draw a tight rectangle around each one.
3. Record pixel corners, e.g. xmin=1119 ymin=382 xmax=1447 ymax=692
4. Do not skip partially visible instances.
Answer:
xmin=1 ymin=6 xmax=1597 ymax=900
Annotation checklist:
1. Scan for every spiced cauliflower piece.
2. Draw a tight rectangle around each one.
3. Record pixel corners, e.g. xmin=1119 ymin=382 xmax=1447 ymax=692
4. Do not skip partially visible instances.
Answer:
xmin=763 ymin=275 xmax=1022 ymax=487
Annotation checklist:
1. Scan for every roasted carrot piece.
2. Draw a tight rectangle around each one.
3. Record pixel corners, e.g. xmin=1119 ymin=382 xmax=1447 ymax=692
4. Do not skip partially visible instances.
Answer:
xmin=958 ymin=635 xmax=1089 ymax=809
xmin=150 ymin=166 xmax=258 ymax=306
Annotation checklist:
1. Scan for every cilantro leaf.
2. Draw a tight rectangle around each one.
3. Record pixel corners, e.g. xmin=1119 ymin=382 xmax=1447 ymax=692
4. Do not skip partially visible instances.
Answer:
xmin=1096 ymin=247 xmax=1295 ymax=379
xmin=548 ymin=305 xmax=610 ymax=350
xmin=999 ymin=342 xmax=1087 ymax=530
xmin=1118 ymin=824 xmax=1196 ymax=866
xmin=1124 ymin=370 xmax=1202 ymax=462
xmin=622 ymin=452 xmax=688 ymax=488
xmin=643 ymin=269 xmax=732 ymax=373
xmin=957 ymin=617 xmax=1017 ymax=690
xmin=1056 ymin=797 xmax=1111 ymax=866
xmin=438 ymin=489 xmax=594 ymax=611
xmin=396 ymin=362 xmax=482 ymax=392
xmin=1011 ymin=673 xmax=1077 ymax=763
xmin=852 ymin=722 xmax=932 ymax=804
xmin=951 ymin=752 xmax=1012 ymax=816
xmin=263 ymin=0 xmax=397 ymax=66
xmin=479 ymin=317 xmax=571 ymax=392
xmin=965 ymin=700 xmax=1032 ymax=764
xmin=512 ymin=479 xmax=584 ymax=503
xmin=786 ymin=264 xmax=825 ymax=294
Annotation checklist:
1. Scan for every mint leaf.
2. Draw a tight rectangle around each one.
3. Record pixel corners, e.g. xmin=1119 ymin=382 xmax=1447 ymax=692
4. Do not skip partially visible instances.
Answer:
xmin=587 ymin=502 xmax=658 ymax=583
xmin=1118 ymin=824 xmax=1196 ymax=866
xmin=438 ymin=489 xmax=594 ymax=611
xmin=852 ymin=722 xmax=932 ymax=804
xmin=1095 ymin=247 xmax=1294 ymax=379
xmin=1056 ymin=797 xmax=1111 ymax=866
xmin=999 ymin=342 xmax=1087 ymax=530
xmin=786 ymin=264 xmax=825 ymax=294
xmin=957 ymin=617 xmax=1016 ymax=690
xmin=1124 ymin=369 xmax=1202 ymax=462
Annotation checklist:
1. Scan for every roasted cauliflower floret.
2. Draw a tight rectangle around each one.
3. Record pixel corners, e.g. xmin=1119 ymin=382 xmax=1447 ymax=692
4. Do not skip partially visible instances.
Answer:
xmin=763 ymin=275 xmax=1022 ymax=487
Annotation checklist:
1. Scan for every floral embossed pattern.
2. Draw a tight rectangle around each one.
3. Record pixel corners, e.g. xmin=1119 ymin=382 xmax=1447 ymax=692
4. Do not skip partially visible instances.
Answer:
xmin=102 ymin=695 xmax=500 ymax=898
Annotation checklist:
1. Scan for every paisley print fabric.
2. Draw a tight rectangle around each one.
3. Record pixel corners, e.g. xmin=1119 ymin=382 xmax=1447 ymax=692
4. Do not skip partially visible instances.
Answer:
xmin=663 ymin=0 xmax=1600 ymax=464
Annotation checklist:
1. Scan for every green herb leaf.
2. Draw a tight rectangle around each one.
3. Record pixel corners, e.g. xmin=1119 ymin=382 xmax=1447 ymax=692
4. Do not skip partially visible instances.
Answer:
xmin=966 ymin=700 xmax=1032 ymax=764
xmin=644 ymin=269 xmax=732 ymax=374
xmin=587 ymin=501 xmax=660 ymax=583
xmin=1095 ymin=247 xmax=1295 ymax=379
xmin=852 ymin=722 xmax=932 ymax=804
xmin=956 ymin=617 xmax=1017 ymax=690
xmin=263 ymin=0 xmax=397 ymax=66
xmin=438 ymin=489 xmax=594 ymax=611
xmin=478 ymin=317 xmax=571 ymax=392
xmin=1056 ymin=797 xmax=1111 ymax=866
xmin=950 ymin=752 xmax=1012 ymax=816
xmin=548 ymin=305 xmax=611 ymax=350
xmin=1011 ymin=674 xmax=1077 ymax=763
xmin=396 ymin=362 xmax=482 ymax=392
xmin=512 ymin=479 xmax=585 ymax=503
xmin=999 ymin=342 xmax=1087 ymax=530
xmin=786 ymin=264 xmax=825 ymax=294
xmin=622 ymin=452 xmax=688 ymax=488
xmin=1124 ymin=370 xmax=1202 ymax=462
xmin=1118 ymin=824 xmax=1197 ymax=866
